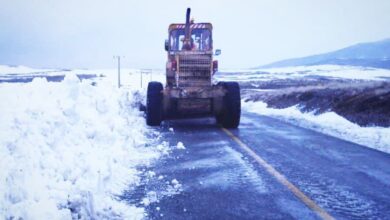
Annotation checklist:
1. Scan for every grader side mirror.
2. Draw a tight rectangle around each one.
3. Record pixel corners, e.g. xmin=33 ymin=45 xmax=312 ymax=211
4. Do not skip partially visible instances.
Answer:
xmin=215 ymin=49 xmax=221 ymax=56
xmin=165 ymin=40 xmax=169 ymax=51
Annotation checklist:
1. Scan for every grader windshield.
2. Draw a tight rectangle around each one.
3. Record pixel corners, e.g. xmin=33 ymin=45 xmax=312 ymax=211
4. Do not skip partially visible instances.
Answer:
xmin=169 ymin=26 xmax=212 ymax=51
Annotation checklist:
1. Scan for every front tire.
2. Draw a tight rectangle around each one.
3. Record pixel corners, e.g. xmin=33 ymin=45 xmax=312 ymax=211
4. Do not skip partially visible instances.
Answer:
xmin=220 ymin=82 xmax=241 ymax=128
xmin=146 ymin=82 xmax=163 ymax=126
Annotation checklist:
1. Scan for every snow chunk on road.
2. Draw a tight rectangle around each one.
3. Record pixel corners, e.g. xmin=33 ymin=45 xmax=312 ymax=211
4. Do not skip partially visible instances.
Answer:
xmin=170 ymin=179 xmax=182 ymax=191
xmin=176 ymin=142 xmax=186 ymax=150
xmin=243 ymin=101 xmax=390 ymax=154
xmin=171 ymin=179 xmax=180 ymax=188
xmin=0 ymin=73 xmax=161 ymax=219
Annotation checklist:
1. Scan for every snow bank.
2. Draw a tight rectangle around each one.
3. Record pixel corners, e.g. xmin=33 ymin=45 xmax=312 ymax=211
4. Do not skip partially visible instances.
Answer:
xmin=0 ymin=74 xmax=161 ymax=219
xmin=243 ymin=101 xmax=390 ymax=154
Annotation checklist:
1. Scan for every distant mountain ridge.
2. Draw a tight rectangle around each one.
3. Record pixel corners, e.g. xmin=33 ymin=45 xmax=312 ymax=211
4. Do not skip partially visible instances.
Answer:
xmin=259 ymin=38 xmax=390 ymax=69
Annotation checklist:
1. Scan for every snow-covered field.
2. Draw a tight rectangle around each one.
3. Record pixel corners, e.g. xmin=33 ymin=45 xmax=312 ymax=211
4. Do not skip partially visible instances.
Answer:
xmin=0 ymin=65 xmax=53 ymax=74
xmin=219 ymin=65 xmax=390 ymax=82
xmin=0 ymin=66 xmax=166 ymax=219
xmin=258 ymin=65 xmax=390 ymax=81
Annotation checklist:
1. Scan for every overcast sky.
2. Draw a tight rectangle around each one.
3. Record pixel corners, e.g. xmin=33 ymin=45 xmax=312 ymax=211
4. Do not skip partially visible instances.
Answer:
xmin=1 ymin=0 xmax=390 ymax=69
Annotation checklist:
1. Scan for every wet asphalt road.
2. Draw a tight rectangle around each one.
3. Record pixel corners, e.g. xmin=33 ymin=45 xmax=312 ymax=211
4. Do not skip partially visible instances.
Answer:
xmin=123 ymin=112 xmax=390 ymax=220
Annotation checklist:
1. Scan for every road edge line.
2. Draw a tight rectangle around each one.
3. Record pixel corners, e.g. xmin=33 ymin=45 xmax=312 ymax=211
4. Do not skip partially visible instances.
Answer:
xmin=221 ymin=128 xmax=334 ymax=220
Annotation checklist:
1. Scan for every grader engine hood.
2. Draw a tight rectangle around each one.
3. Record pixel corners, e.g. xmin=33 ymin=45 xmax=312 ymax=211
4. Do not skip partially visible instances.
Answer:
xmin=175 ymin=51 xmax=213 ymax=87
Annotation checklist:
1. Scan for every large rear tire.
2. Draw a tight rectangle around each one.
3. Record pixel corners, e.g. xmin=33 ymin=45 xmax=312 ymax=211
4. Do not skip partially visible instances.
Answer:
xmin=146 ymin=82 xmax=163 ymax=126
xmin=220 ymin=82 xmax=241 ymax=128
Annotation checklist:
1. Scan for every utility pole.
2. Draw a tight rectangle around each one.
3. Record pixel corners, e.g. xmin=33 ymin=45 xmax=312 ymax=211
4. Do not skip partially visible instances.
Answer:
xmin=140 ymin=70 xmax=143 ymax=88
xmin=113 ymin=56 xmax=122 ymax=88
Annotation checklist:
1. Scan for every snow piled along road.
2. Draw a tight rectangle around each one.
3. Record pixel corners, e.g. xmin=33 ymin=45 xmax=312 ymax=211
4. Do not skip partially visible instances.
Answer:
xmin=0 ymin=72 xmax=162 ymax=219
xmin=218 ymin=64 xmax=390 ymax=154
xmin=243 ymin=101 xmax=390 ymax=154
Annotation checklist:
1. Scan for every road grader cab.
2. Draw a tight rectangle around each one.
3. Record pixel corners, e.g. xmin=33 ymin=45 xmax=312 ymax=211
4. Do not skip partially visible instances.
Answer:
xmin=146 ymin=8 xmax=241 ymax=128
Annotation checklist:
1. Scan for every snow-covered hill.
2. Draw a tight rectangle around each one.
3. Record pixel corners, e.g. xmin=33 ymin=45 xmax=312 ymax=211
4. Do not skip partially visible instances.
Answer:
xmin=259 ymin=38 xmax=390 ymax=69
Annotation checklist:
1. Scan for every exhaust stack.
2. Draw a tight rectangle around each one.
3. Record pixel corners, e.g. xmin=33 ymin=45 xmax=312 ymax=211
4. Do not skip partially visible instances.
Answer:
xmin=183 ymin=8 xmax=192 ymax=50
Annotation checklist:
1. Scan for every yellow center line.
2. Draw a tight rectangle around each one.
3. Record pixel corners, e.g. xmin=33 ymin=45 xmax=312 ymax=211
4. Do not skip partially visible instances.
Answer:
xmin=221 ymin=128 xmax=334 ymax=220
